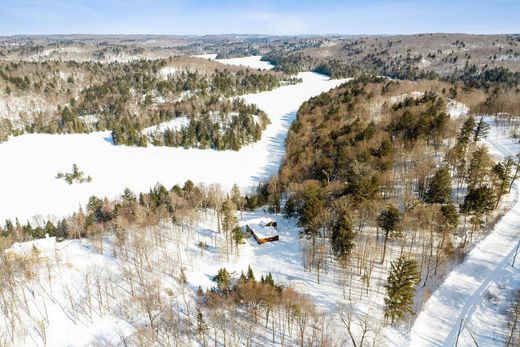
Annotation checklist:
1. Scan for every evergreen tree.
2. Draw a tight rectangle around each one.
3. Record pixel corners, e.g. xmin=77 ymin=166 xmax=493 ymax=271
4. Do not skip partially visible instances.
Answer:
xmin=298 ymin=182 xmax=324 ymax=240
xmin=461 ymin=185 xmax=496 ymax=218
xmin=473 ymin=117 xmax=490 ymax=143
xmin=440 ymin=203 xmax=459 ymax=231
xmin=246 ymin=265 xmax=255 ymax=282
xmin=283 ymin=196 xmax=297 ymax=218
xmin=377 ymin=204 xmax=401 ymax=263
xmin=384 ymin=256 xmax=420 ymax=324
xmin=230 ymin=183 xmax=243 ymax=211
xmin=238 ymin=271 xmax=247 ymax=284
xmin=232 ymin=226 xmax=244 ymax=249
xmin=265 ymin=272 xmax=275 ymax=286
xmin=492 ymin=157 xmax=513 ymax=207
xmin=214 ymin=268 xmax=230 ymax=292
xmin=331 ymin=208 xmax=356 ymax=263
xmin=425 ymin=167 xmax=452 ymax=203
xmin=122 ymin=188 xmax=137 ymax=204
xmin=457 ymin=115 xmax=476 ymax=146
xmin=222 ymin=199 xmax=237 ymax=234
xmin=466 ymin=146 xmax=492 ymax=189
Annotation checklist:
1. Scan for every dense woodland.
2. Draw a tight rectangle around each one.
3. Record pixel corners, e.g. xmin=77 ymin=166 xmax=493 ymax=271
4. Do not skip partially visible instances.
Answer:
xmin=260 ymin=77 xmax=520 ymax=327
xmin=0 ymin=57 xmax=298 ymax=149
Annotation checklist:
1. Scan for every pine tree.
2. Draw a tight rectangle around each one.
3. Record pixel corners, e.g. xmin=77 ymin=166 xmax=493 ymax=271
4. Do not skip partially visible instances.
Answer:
xmin=384 ymin=256 xmax=420 ymax=324
xmin=283 ymin=196 xmax=297 ymax=218
xmin=265 ymin=272 xmax=275 ymax=286
xmin=425 ymin=167 xmax=452 ymax=203
xmin=377 ymin=204 xmax=401 ymax=263
xmin=492 ymin=157 xmax=513 ymax=207
xmin=214 ymin=268 xmax=230 ymax=292
xmin=238 ymin=271 xmax=247 ymax=284
xmin=298 ymin=182 xmax=324 ymax=240
xmin=331 ymin=208 xmax=355 ymax=263
xmin=246 ymin=265 xmax=255 ymax=282
xmin=466 ymin=146 xmax=492 ymax=189
xmin=222 ymin=199 xmax=237 ymax=234
xmin=461 ymin=185 xmax=496 ymax=217
xmin=122 ymin=188 xmax=136 ymax=204
xmin=457 ymin=115 xmax=476 ymax=146
xmin=473 ymin=117 xmax=490 ymax=143
xmin=232 ymin=226 xmax=244 ymax=249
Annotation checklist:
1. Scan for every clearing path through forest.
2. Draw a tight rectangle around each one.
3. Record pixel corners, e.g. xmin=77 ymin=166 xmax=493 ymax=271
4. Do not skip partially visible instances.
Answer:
xmin=408 ymin=116 xmax=520 ymax=346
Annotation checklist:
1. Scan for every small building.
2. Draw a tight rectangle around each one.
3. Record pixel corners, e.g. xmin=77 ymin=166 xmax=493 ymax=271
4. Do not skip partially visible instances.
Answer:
xmin=245 ymin=217 xmax=279 ymax=244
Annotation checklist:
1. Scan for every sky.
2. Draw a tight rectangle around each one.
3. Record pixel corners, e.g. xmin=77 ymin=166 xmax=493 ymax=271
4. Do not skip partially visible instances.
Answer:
xmin=0 ymin=0 xmax=518 ymax=36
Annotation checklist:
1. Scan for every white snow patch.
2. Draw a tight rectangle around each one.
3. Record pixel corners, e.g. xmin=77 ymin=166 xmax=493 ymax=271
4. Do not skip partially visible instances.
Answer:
xmin=159 ymin=66 xmax=178 ymax=79
xmin=193 ymin=53 xmax=218 ymax=60
xmin=388 ymin=91 xmax=425 ymax=105
xmin=447 ymin=99 xmax=470 ymax=119
xmin=216 ymin=56 xmax=274 ymax=70
xmin=142 ymin=116 xmax=190 ymax=134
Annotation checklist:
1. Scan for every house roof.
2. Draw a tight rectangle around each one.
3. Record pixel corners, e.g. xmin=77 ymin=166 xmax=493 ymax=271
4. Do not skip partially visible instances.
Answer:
xmin=246 ymin=217 xmax=279 ymax=239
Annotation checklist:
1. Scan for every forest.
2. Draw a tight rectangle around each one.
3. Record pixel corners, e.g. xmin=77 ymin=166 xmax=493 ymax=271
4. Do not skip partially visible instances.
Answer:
xmin=0 ymin=57 xmax=298 ymax=149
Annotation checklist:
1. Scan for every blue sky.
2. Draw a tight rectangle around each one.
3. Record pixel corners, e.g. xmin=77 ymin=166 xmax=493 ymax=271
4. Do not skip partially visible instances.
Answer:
xmin=0 ymin=0 xmax=518 ymax=35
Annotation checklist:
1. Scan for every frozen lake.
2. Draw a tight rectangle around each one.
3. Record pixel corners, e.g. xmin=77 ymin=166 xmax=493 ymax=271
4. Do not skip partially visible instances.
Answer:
xmin=0 ymin=63 xmax=346 ymax=222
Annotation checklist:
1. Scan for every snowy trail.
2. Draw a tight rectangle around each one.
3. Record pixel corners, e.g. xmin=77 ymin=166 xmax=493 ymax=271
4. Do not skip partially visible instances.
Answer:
xmin=0 ymin=71 xmax=346 ymax=223
xmin=409 ymin=116 xmax=520 ymax=347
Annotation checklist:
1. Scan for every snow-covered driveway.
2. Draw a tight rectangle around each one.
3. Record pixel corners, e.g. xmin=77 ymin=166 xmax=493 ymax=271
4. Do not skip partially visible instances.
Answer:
xmin=409 ymin=117 xmax=520 ymax=346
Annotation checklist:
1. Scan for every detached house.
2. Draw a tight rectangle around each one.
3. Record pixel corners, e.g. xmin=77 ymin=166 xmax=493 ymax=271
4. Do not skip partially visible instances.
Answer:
xmin=245 ymin=217 xmax=279 ymax=244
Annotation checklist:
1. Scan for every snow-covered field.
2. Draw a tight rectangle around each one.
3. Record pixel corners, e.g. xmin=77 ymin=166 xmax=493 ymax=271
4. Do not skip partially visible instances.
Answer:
xmin=0 ymin=71 xmax=345 ymax=223
xmin=408 ymin=116 xmax=520 ymax=346
xmin=193 ymin=54 xmax=273 ymax=70
xmin=142 ymin=116 xmax=190 ymax=134
xmin=216 ymin=56 xmax=274 ymax=70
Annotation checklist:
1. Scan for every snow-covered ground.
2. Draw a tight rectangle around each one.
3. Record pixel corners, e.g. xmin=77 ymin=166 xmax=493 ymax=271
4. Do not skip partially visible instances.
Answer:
xmin=193 ymin=53 xmax=218 ymax=60
xmin=446 ymin=99 xmax=469 ymax=119
xmin=0 ymin=207 xmax=384 ymax=347
xmin=193 ymin=54 xmax=273 ymax=70
xmin=142 ymin=116 xmax=190 ymax=134
xmin=465 ymin=259 xmax=520 ymax=346
xmin=408 ymin=116 xmax=520 ymax=346
xmin=215 ymin=56 xmax=274 ymax=70
xmin=0 ymin=72 xmax=346 ymax=223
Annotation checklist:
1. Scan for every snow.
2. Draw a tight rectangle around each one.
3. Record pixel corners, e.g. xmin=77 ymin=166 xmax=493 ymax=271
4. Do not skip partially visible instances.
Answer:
xmin=2 ymin=236 xmax=134 ymax=347
xmin=193 ymin=54 xmax=273 ymax=70
xmin=446 ymin=99 xmax=469 ymax=119
xmin=193 ymin=53 xmax=218 ymax=60
xmin=216 ymin=56 xmax=274 ymax=70
xmin=408 ymin=115 xmax=520 ymax=346
xmin=245 ymin=217 xmax=279 ymax=240
xmin=0 ymin=209 xmax=338 ymax=346
xmin=159 ymin=66 xmax=178 ymax=79
xmin=464 ymin=258 xmax=520 ymax=346
xmin=388 ymin=91 xmax=425 ymax=105
xmin=0 ymin=72 xmax=346 ymax=223
xmin=142 ymin=116 xmax=189 ymax=134
xmin=6 ymin=234 xmax=56 ymax=257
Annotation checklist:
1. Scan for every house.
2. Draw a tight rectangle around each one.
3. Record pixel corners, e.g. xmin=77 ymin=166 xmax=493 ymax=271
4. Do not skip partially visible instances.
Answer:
xmin=245 ymin=217 xmax=279 ymax=244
